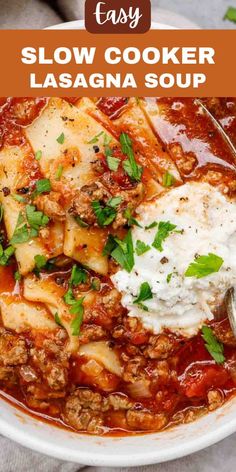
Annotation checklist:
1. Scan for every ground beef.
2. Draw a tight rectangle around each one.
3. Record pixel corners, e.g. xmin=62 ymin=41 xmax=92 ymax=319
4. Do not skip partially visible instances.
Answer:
xmin=144 ymin=334 xmax=177 ymax=360
xmin=79 ymin=324 xmax=107 ymax=344
xmin=170 ymin=144 xmax=197 ymax=175
xmin=30 ymin=337 xmax=69 ymax=391
xmin=62 ymin=388 xmax=108 ymax=433
xmin=126 ymin=409 xmax=167 ymax=431
xmin=0 ymin=366 xmax=17 ymax=384
xmin=0 ymin=329 xmax=28 ymax=366
xmin=207 ymin=389 xmax=223 ymax=411
xmin=69 ymin=180 xmax=144 ymax=229
xmin=69 ymin=182 xmax=111 ymax=226
xmin=34 ymin=192 xmax=65 ymax=221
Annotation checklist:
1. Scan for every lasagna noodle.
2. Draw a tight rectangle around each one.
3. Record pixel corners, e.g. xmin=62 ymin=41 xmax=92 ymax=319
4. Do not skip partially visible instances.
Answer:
xmin=26 ymin=97 xmax=119 ymax=274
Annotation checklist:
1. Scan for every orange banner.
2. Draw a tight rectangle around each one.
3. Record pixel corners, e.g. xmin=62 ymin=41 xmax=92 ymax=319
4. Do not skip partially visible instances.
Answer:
xmin=1 ymin=30 xmax=235 ymax=96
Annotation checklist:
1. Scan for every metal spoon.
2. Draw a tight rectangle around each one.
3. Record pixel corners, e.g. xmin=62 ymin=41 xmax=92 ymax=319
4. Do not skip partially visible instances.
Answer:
xmin=224 ymin=287 xmax=236 ymax=337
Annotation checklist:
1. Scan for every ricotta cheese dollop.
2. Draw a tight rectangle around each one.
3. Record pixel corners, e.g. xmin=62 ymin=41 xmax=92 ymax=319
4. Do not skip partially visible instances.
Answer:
xmin=112 ymin=182 xmax=236 ymax=336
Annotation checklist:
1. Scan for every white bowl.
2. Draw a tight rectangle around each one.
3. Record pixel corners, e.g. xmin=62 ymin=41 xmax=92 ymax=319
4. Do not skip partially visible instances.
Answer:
xmin=0 ymin=19 xmax=235 ymax=467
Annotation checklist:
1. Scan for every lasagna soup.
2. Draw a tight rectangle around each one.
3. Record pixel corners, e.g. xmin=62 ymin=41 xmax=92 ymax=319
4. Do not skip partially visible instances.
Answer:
xmin=0 ymin=96 xmax=236 ymax=435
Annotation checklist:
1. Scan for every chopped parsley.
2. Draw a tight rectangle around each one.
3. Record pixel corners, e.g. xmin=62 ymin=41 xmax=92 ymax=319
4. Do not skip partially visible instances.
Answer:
xmin=64 ymin=287 xmax=75 ymax=305
xmin=35 ymin=150 xmax=42 ymax=161
xmin=103 ymin=230 xmax=134 ymax=273
xmin=91 ymin=277 xmax=101 ymax=291
xmin=133 ymin=281 xmax=153 ymax=310
xmin=124 ymin=208 xmax=142 ymax=228
xmin=63 ymin=265 xmax=87 ymax=305
xmin=57 ymin=132 xmax=65 ymax=144
xmin=70 ymin=264 xmax=87 ymax=286
xmin=88 ymin=131 xmax=103 ymax=144
xmin=36 ymin=179 xmax=51 ymax=194
xmin=145 ymin=221 xmax=157 ymax=230
xmin=26 ymin=205 xmax=49 ymax=230
xmin=108 ymin=196 xmax=122 ymax=208
xmin=74 ymin=216 xmax=89 ymax=228
xmin=135 ymin=240 xmax=150 ymax=256
xmin=10 ymin=206 xmax=49 ymax=245
xmin=106 ymin=155 xmax=120 ymax=171
xmin=14 ymin=270 xmax=21 ymax=281
xmin=0 ymin=244 xmax=15 ymax=266
xmin=12 ymin=194 xmax=27 ymax=203
xmin=63 ymin=281 xmax=85 ymax=336
xmin=34 ymin=254 xmax=47 ymax=270
xmin=201 ymin=325 xmax=225 ymax=364
xmin=166 ymin=273 xmax=172 ymax=284
xmin=92 ymin=197 xmax=121 ymax=227
xmin=55 ymin=164 xmax=63 ymax=181
xmin=152 ymin=221 xmax=178 ymax=252
xmin=224 ymin=6 xmax=236 ymax=23
xmin=162 ymin=171 xmax=175 ymax=187
xmin=185 ymin=253 xmax=224 ymax=279
xmin=120 ymin=132 xmax=142 ymax=182
xmin=70 ymin=297 xmax=84 ymax=336
xmin=103 ymin=133 xmax=112 ymax=146
xmin=54 ymin=312 xmax=63 ymax=327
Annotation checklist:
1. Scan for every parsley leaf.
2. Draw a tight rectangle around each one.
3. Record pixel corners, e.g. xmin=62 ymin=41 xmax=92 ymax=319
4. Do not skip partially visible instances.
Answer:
xmin=111 ymin=230 xmax=134 ymax=273
xmin=70 ymin=264 xmax=87 ymax=286
xmin=167 ymin=273 xmax=172 ymax=283
xmin=91 ymin=277 xmax=101 ymax=291
xmin=162 ymin=171 xmax=175 ymax=187
xmin=107 ymin=196 xmax=122 ymax=208
xmin=10 ymin=212 xmax=36 ymax=245
xmin=74 ymin=216 xmax=89 ymax=228
xmin=64 ymin=287 xmax=75 ymax=305
xmin=88 ymin=131 xmax=104 ymax=144
xmin=224 ymin=6 xmax=236 ymax=23
xmin=55 ymin=312 xmax=63 ymax=327
xmin=124 ymin=208 xmax=142 ymax=228
xmin=120 ymin=132 xmax=142 ymax=182
xmin=35 ymin=150 xmax=42 ymax=161
xmin=134 ymin=282 xmax=153 ymax=307
xmin=70 ymin=297 xmax=84 ymax=336
xmin=57 ymin=132 xmax=65 ymax=144
xmin=12 ymin=194 xmax=27 ymax=203
xmin=14 ymin=270 xmax=21 ymax=281
xmin=34 ymin=254 xmax=47 ymax=271
xmin=55 ymin=164 xmax=63 ymax=181
xmin=185 ymin=253 xmax=224 ymax=279
xmin=92 ymin=197 xmax=120 ymax=227
xmin=102 ymin=234 xmax=117 ymax=256
xmin=135 ymin=240 xmax=151 ymax=256
xmin=10 ymin=205 xmax=49 ymax=246
xmin=107 ymin=155 xmax=120 ymax=171
xmin=201 ymin=325 xmax=225 ymax=364
xmin=36 ymin=179 xmax=51 ymax=194
xmin=26 ymin=205 xmax=49 ymax=230
xmin=103 ymin=133 xmax=112 ymax=146
xmin=152 ymin=221 xmax=177 ymax=252
xmin=0 ymin=245 xmax=15 ymax=266
xmin=145 ymin=221 xmax=157 ymax=230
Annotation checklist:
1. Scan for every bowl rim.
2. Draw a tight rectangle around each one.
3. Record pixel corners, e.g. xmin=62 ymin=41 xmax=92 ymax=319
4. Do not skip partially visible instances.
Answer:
xmin=1 ymin=18 xmax=235 ymax=467
xmin=1 ymin=405 xmax=236 ymax=467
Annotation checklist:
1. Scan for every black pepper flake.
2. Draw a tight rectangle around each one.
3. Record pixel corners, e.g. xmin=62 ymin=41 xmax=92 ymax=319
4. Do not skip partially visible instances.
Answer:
xmin=160 ymin=257 xmax=169 ymax=264
xmin=17 ymin=187 xmax=29 ymax=194
xmin=55 ymin=276 xmax=65 ymax=286
xmin=2 ymin=187 xmax=10 ymax=196
xmin=93 ymin=145 xmax=100 ymax=154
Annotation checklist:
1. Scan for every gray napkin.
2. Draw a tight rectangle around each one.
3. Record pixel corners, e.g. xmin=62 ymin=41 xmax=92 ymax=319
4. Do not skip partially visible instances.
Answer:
xmin=0 ymin=0 xmax=236 ymax=471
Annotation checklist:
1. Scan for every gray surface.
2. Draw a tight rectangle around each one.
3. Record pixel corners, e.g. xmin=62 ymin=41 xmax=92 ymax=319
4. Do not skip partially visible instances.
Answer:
xmin=0 ymin=0 xmax=236 ymax=471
